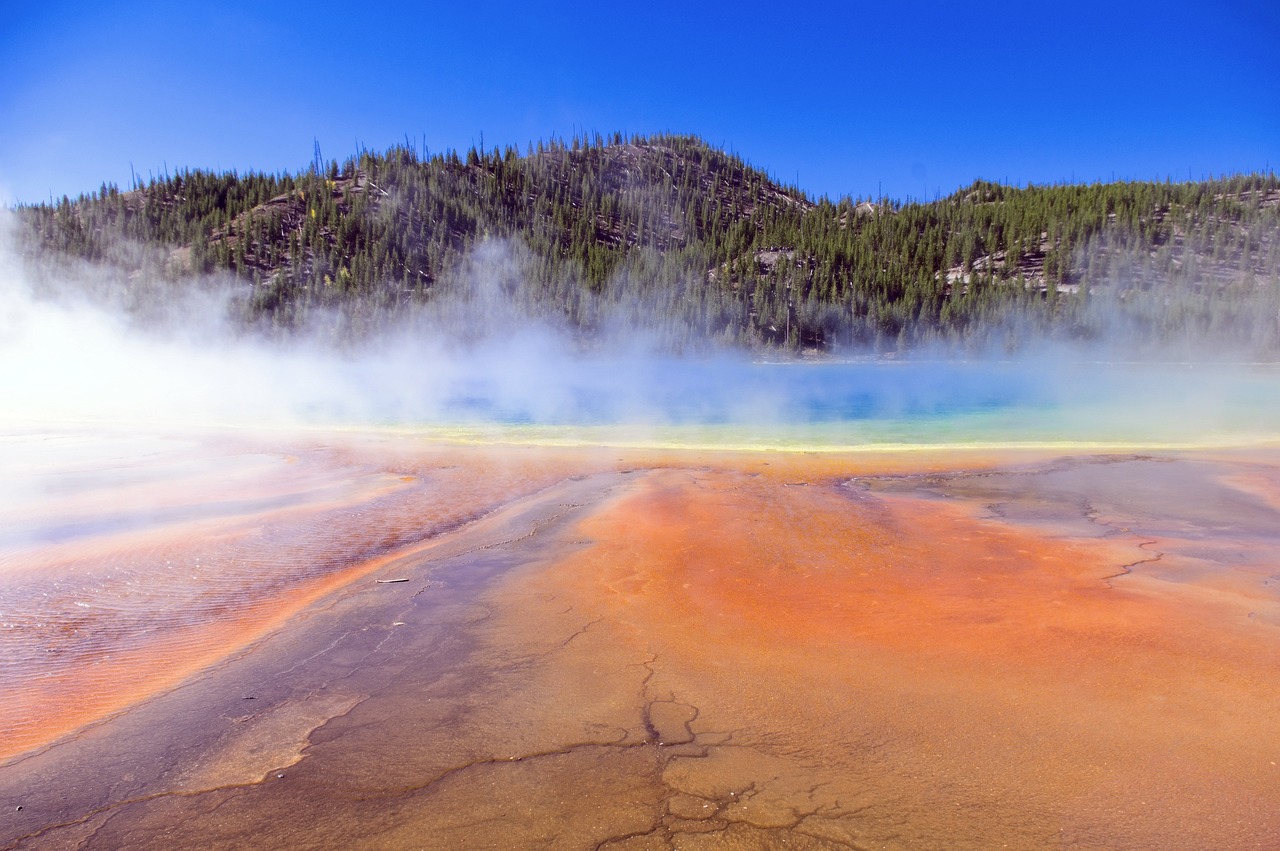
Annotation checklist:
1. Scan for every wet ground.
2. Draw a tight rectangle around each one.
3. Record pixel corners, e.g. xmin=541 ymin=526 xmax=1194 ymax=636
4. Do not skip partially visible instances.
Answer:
xmin=2 ymin=432 xmax=1278 ymax=849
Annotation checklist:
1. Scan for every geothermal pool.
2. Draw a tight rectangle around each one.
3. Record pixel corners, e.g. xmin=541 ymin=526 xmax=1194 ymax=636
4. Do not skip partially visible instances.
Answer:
xmin=3 ymin=363 xmax=1280 ymax=849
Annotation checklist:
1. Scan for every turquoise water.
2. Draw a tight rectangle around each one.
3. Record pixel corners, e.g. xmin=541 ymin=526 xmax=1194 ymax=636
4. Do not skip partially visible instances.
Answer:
xmin=404 ymin=360 xmax=1280 ymax=451
xmin=8 ymin=354 xmax=1277 ymax=451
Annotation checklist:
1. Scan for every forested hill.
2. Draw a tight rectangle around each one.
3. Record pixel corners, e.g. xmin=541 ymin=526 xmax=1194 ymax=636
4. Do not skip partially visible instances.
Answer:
xmin=12 ymin=132 xmax=1280 ymax=355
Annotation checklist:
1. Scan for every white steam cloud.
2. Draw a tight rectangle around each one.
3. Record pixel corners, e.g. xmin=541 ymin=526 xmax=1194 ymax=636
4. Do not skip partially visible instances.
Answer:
xmin=2 ymin=209 xmax=1278 ymax=449
xmin=0 ymin=220 xmax=748 ymax=430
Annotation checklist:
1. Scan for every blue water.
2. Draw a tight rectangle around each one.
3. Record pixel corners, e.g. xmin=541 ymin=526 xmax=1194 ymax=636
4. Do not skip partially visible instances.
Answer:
xmin=442 ymin=359 xmax=1046 ymax=425
xmin=421 ymin=359 xmax=1280 ymax=450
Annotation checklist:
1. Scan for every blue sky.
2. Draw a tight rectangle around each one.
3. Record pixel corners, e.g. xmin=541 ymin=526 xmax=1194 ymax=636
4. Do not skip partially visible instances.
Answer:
xmin=1 ymin=0 xmax=1276 ymax=206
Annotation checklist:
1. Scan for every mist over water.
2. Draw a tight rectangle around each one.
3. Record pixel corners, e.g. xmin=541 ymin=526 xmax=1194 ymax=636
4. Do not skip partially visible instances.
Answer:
xmin=2 ymin=216 xmax=1278 ymax=449
xmin=5 ymin=211 xmax=1280 ymax=850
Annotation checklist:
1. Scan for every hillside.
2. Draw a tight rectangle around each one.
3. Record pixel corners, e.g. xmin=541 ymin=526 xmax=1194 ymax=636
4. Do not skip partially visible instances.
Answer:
xmin=11 ymin=133 xmax=1280 ymax=355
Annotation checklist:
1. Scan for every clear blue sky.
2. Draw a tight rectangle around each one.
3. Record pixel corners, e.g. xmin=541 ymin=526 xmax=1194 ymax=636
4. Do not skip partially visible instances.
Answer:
xmin=2 ymin=0 xmax=1276 ymax=206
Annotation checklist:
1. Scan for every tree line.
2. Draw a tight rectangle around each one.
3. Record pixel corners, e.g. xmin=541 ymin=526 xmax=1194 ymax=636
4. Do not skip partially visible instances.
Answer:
xmin=13 ymin=132 xmax=1280 ymax=356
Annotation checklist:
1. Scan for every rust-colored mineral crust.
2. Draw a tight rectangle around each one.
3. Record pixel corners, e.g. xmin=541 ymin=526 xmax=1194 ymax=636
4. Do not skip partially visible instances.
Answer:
xmin=3 ymin=440 xmax=1277 ymax=850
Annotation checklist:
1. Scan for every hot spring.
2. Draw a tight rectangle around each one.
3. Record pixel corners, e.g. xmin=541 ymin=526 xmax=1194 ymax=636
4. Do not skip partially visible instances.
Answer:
xmin=2 ymin=358 xmax=1279 ymax=850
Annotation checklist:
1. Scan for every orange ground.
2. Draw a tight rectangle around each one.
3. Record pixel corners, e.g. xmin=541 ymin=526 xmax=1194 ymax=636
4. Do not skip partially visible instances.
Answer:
xmin=500 ymin=460 xmax=1280 ymax=847
xmin=0 ymin=435 xmax=608 ymax=763
xmin=3 ymin=440 xmax=1278 ymax=849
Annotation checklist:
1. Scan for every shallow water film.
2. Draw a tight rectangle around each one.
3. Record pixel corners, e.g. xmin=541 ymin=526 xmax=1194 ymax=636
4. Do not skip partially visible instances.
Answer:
xmin=2 ymin=421 xmax=1279 ymax=849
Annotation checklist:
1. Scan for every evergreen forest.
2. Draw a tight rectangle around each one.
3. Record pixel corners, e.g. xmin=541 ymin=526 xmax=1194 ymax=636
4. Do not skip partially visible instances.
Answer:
xmin=11 ymin=133 xmax=1280 ymax=357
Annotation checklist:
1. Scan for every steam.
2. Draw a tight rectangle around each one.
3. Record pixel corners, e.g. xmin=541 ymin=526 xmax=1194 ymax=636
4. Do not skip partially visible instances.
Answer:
xmin=0 ymin=220 xmax=722 ymax=429
xmin=2 ymin=208 xmax=1278 ymax=449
